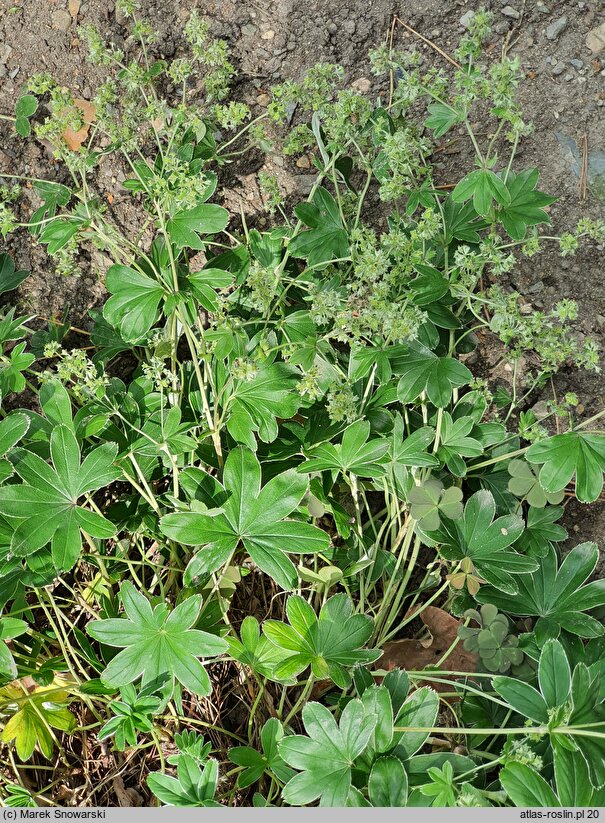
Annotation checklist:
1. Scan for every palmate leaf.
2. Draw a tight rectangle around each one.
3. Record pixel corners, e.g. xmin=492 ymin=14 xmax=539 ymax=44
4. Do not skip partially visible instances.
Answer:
xmin=526 ymin=430 xmax=605 ymax=504
xmin=263 ymin=594 xmax=381 ymax=688
xmin=396 ymin=343 xmax=472 ymax=408
xmin=103 ymin=264 xmax=166 ymax=343
xmin=279 ymin=700 xmax=376 ymax=806
xmin=224 ymin=363 xmax=302 ymax=450
xmin=289 ymin=187 xmax=349 ymax=269
xmin=477 ymin=542 xmax=605 ymax=638
xmin=425 ymin=489 xmax=531 ymax=594
xmin=148 ymin=755 xmax=221 ymax=807
xmin=166 ymin=203 xmax=230 ymax=250
xmin=0 ymin=425 xmax=120 ymax=571
xmin=229 ymin=718 xmax=295 ymax=789
xmin=452 ymin=168 xmax=511 ymax=216
xmin=0 ymin=679 xmax=76 ymax=760
xmin=498 ymin=169 xmax=557 ymax=241
xmin=87 ymin=582 xmax=228 ymax=696
xmin=298 ymin=419 xmax=390 ymax=478
xmin=0 ymin=253 xmax=30 ymax=295
xmin=160 ymin=446 xmax=330 ymax=590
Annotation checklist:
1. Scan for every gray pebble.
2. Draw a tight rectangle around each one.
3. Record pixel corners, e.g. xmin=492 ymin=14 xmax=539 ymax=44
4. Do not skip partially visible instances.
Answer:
xmin=552 ymin=61 xmax=566 ymax=75
xmin=241 ymin=23 xmax=257 ymax=36
xmin=327 ymin=21 xmax=338 ymax=34
xmin=460 ymin=9 xmax=475 ymax=28
xmin=570 ymin=58 xmax=584 ymax=69
xmin=527 ymin=280 xmax=545 ymax=293
xmin=546 ymin=15 xmax=567 ymax=40
xmin=501 ymin=6 xmax=520 ymax=18
xmin=51 ymin=8 xmax=72 ymax=31
xmin=536 ymin=1 xmax=550 ymax=11
xmin=564 ymin=72 xmax=574 ymax=81
xmin=596 ymin=314 xmax=605 ymax=327
xmin=343 ymin=20 xmax=356 ymax=34
xmin=0 ymin=44 xmax=13 ymax=64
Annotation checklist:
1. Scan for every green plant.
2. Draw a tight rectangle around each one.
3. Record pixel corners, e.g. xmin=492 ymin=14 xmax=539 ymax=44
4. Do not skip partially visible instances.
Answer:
xmin=0 ymin=4 xmax=603 ymax=808
xmin=458 ymin=604 xmax=523 ymax=673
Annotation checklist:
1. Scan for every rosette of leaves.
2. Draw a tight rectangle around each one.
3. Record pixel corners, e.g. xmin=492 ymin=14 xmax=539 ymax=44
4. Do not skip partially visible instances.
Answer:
xmin=408 ymin=478 xmax=463 ymax=531
xmin=507 ymin=459 xmax=564 ymax=508
xmin=98 ymin=683 xmax=163 ymax=751
xmin=424 ymin=489 xmax=534 ymax=594
xmin=160 ymin=446 xmax=330 ymax=590
xmin=458 ymin=604 xmax=523 ymax=673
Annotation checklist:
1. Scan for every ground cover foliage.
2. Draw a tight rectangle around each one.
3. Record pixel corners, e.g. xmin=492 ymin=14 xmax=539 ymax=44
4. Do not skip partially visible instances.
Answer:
xmin=0 ymin=3 xmax=605 ymax=807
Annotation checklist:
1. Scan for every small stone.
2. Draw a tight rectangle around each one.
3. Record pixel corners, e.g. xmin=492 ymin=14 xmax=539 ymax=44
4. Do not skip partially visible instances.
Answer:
xmin=596 ymin=314 xmax=605 ymax=327
xmin=296 ymin=155 xmax=311 ymax=169
xmin=0 ymin=44 xmax=13 ymax=64
xmin=586 ymin=22 xmax=605 ymax=53
xmin=532 ymin=400 xmax=549 ymax=419
xmin=344 ymin=20 xmax=356 ymax=34
xmin=261 ymin=29 xmax=275 ymax=40
xmin=527 ymin=280 xmax=545 ymax=293
xmin=552 ymin=61 xmax=565 ymax=75
xmin=546 ymin=16 xmax=568 ymax=40
xmin=241 ymin=23 xmax=257 ymax=36
xmin=536 ymin=1 xmax=549 ymax=11
xmin=51 ymin=8 xmax=72 ymax=30
xmin=352 ymin=76 xmax=371 ymax=93
xmin=327 ymin=21 xmax=338 ymax=34
xmin=255 ymin=93 xmax=270 ymax=106
xmin=460 ymin=9 xmax=475 ymax=28
xmin=564 ymin=72 xmax=573 ymax=81
xmin=570 ymin=58 xmax=584 ymax=69
xmin=501 ymin=5 xmax=520 ymax=18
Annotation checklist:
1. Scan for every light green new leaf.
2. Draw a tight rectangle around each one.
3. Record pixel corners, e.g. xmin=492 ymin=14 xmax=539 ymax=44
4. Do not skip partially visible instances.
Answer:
xmin=161 ymin=447 xmax=330 ymax=590
xmin=263 ymin=594 xmax=381 ymax=688
xmin=279 ymin=700 xmax=376 ymax=806
xmin=87 ymin=582 xmax=228 ymax=696
xmin=396 ymin=343 xmax=472 ymax=408
xmin=0 ymin=680 xmax=76 ymax=761
xmin=103 ymin=265 xmax=166 ymax=343
xmin=0 ymin=425 xmax=120 ymax=571
xmin=167 ymin=204 xmax=229 ymax=250
xmin=526 ymin=431 xmax=605 ymax=504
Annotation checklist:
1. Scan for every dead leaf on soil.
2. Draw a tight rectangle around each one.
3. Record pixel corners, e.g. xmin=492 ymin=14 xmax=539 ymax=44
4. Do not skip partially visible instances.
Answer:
xmin=62 ymin=98 xmax=96 ymax=152
xmin=379 ymin=605 xmax=478 ymax=696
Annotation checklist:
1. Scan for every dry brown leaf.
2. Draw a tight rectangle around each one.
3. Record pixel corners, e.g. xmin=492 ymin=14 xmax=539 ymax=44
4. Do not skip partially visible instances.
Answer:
xmin=113 ymin=776 xmax=143 ymax=807
xmin=379 ymin=605 xmax=478 ymax=696
xmin=62 ymin=98 xmax=96 ymax=152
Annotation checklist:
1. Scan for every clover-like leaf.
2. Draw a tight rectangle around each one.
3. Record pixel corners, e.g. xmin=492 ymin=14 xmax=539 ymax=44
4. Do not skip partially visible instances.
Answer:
xmin=408 ymin=479 xmax=463 ymax=531
xmin=263 ymin=594 xmax=381 ymax=688
xmin=526 ymin=430 xmax=605 ymax=504
xmin=508 ymin=459 xmax=564 ymax=508
xmin=87 ymin=582 xmax=228 ymax=696
xmin=160 ymin=447 xmax=330 ymax=591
